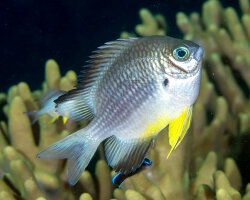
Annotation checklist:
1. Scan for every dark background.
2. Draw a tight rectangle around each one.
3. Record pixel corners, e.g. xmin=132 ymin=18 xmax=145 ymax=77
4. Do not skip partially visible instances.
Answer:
xmin=0 ymin=0 xmax=238 ymax=92
xmin=1 ymin=0 xmax=249 ymax=188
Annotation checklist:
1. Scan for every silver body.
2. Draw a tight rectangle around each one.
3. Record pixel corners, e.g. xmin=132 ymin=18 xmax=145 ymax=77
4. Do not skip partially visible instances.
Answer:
xmin=88 ymin=36 xmax=202 ymax=140
xmin=38 ymin=36 xmax=203 ymax=185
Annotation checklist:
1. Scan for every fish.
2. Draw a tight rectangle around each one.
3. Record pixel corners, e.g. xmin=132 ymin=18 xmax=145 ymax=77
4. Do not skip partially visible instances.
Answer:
xmin=37 ymin=35 xmax=204 ymax=186
xmin=112 ymin=158 xmax=152 ymax=187
xmin=26 ymin=90 xmax=66 ymax=124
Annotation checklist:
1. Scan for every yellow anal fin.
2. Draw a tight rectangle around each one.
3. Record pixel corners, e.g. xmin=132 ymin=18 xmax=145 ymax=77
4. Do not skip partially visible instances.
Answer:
xmin=167 ymin=106 xmax=192 ymax=159
xmin=49 ymin=115 xmax=59 ymax=124
xmin=62 ymin=116 xmax=68 ymax=124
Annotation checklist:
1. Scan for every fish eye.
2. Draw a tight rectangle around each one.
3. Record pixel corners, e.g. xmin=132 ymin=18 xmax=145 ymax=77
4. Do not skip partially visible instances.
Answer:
xmin=173 ymin=46 xmax=190 ymax=61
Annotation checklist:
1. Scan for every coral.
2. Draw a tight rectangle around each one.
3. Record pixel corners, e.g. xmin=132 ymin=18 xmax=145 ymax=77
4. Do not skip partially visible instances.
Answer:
xmin=117 ymin=0 xmax=250 ymax=199
xmin=176 ymin=0 xmax=250 ymax=114
xmin=120 ymin=8 xmax=167 ymax=38
xmin=1 ymin=0 xmax=250 ymax=199
xmin=0 ymin=60 xmax=113 ymax=200
xmin=119 ymin=134 xmax=245 ymax=199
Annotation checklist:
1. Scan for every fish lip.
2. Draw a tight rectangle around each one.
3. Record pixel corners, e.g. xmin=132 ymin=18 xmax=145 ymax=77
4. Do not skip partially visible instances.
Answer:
xmin=194 ymin=46 xmax=204 ymax=62
xmin=170 ymin=46 xmax=203 ymax=76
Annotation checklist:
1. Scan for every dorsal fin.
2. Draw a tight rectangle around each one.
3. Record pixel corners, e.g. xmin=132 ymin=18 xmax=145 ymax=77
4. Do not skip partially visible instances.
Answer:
xmin=79 ymin=37 xmax=138 ymax=85
xmin=78 ymin=37 xmax=138 ymax=110
xmin=55 ymin=38 xmax=138 ymax=121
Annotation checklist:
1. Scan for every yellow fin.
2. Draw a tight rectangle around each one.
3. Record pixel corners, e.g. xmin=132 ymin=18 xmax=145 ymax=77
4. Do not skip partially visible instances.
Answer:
xmin=167 ymin=106 xmax=192 ymax=159
xmin=62 ymin=116 xmax=68 ymax=124
xmin=49 ymin=115 xmax=59 ymax=124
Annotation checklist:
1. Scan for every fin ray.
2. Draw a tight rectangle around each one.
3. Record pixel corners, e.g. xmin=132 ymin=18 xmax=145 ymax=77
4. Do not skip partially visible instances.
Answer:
xmin=167 ymin=106 xmax=192 ymax=159
xmin=25 ymin=110 xmax=38 ymax=124
xmin=37 ymin=129 xmax=99 ymax=185
xmin=55 ymin=38 xmax=139 ymax=121
xmin=55 ymin=89 xmax=94 ymax=121
xmin=41 ymin=89 xmax=65 ymax=106
xmin=104 ymin=135 xmax=154 ymax=175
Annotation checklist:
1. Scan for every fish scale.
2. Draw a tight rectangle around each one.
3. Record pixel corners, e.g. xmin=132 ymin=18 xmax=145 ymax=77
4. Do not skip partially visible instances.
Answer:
xmin=37 ymin=35 xmax=203 ymax=185
xmin=99 ymin=82 xmax=156 ymax=133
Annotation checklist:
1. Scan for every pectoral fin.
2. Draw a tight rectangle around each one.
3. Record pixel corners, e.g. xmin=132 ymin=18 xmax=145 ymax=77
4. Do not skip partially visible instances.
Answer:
xmin=167 ymin=106 xmax=192 ymax=159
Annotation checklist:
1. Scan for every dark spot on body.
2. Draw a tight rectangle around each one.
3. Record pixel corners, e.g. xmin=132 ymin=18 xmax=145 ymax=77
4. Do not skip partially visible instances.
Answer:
xmin=163 ymin=78 xmax=169 ymax=87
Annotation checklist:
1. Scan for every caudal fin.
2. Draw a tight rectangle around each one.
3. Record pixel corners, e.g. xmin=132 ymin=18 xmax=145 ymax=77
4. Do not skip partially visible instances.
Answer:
xmin=37 ymin=129 xmax=99 ymax=185
xmin=25 ymin=110 xmax=38 ymax=124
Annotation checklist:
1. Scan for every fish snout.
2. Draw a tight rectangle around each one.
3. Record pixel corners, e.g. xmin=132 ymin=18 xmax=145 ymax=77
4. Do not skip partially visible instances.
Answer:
xmin=194 ymin=46 xmax=204 ymax=62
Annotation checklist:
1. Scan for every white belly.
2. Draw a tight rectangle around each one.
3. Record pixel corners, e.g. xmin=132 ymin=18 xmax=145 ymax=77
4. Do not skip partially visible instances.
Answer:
xmin=114 ymin=94 xmax=186 ymax=140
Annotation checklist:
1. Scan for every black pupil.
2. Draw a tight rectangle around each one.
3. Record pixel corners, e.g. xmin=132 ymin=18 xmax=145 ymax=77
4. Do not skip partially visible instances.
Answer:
xmin=177 ymin=49 xmax=186 ymax=58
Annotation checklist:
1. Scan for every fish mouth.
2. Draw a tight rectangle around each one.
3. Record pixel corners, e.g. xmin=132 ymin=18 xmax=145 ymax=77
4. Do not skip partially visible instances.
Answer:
xmin=194 ymin=46 xmax=204 ymax=62
xmin=186 ymin=46 xmax=204 ymax=75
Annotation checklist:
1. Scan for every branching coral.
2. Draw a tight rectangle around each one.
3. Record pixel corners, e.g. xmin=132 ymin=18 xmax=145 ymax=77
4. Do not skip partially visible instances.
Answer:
xmin=0 ymin=0 xmax=249 ymax=199
xmin=120 ymin=8 xmax=167 ymax=38
xmin=0 ymin=60 xmax=113 ymax=200
xmin=176 ymin=0 xmax=250 ymax=113
xmin=117 ymin=0 xmax=250 ymax=199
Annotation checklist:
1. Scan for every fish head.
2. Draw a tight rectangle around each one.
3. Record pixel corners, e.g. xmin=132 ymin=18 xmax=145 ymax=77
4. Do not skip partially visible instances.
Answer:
xmin=160 ymin=37 xmax=204 ymax=105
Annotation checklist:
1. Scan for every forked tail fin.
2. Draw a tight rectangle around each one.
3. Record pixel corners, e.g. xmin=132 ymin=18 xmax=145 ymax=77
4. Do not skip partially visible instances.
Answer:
xmin=37 ymin=129 xmax=100 ymax=185
xmin=25 ymin=110 xmax=38 ymax=124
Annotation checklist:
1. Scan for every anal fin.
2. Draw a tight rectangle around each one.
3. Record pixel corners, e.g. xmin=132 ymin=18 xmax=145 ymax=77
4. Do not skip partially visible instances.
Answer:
xmin=105 ymin=136 xmax=154 ymax=175
xmin=112 ymin=158 xmax=152 ymax=187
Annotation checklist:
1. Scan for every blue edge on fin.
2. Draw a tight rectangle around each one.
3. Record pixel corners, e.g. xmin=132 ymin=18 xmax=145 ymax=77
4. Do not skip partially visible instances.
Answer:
xmin=112 ymin=158 xmax=152 ymax=187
